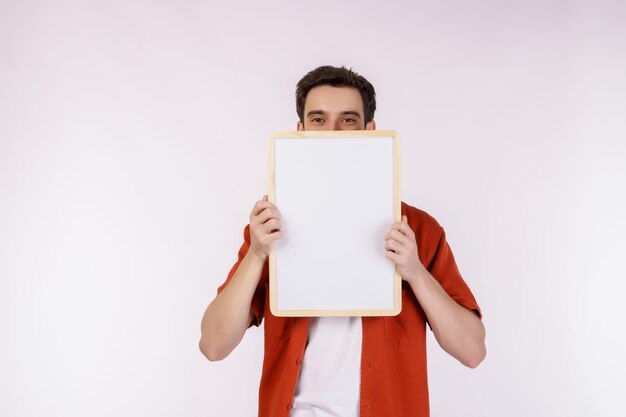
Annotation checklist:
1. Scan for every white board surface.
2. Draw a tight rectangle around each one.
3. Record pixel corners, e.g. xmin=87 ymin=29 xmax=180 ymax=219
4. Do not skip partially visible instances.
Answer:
xmin=268 ymin=130 xmax=401 ymax=317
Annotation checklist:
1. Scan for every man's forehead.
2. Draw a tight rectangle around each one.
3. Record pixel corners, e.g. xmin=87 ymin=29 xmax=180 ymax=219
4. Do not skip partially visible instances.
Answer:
xmin=304 ymin=85 xmax=364 ymax=114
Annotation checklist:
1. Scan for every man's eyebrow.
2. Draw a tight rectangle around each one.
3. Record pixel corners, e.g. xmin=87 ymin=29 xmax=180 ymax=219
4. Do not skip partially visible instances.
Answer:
xmin=340 ymin=111 xmax=362 ymax=118
xmin=305 ymin=110 xmax=362 ymax=117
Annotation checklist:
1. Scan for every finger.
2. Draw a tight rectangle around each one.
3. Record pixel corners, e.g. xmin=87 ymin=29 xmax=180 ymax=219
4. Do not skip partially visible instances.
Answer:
xmin=385 ymin=229 xmax=411 ymax=246
xmin=391 ymin=219 xmax=414 ymax=239
xmin=250 ymin=200 xmax=277 ymax=217
xmin=401 ymin=215 xmax=415 ymax=238
xmin=385 ymin=250 xmax=399 ymax=263
xmin=265 ymin=230 xmax=283 ymax=243
xmin=262 ymin=218 xmax=281 ymax=233
xmin=252 ymin=207 xmax=281 ymax=226
xmin=251 ymin=224 xmax=281 ymax=246
xmin=385 ymin=238 xmax=408 ymax=256
xmin=387 ymin=224 xmax=400 ymax=239
xmin=385 ymin=226 xmax=410 ymax=244
xmin=384 ymin=239 xmax=397 ymax=252
xmin=263 ymin=195 xmax=268 ymax=201
xmin=391 ymin=220 xmax=404 ymax=230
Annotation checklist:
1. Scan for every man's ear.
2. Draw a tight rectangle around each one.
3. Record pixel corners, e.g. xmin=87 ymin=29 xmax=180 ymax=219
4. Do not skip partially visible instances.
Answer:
xmin=365 ymin=119 xmax=376 ymax=130
xmin=297 ymin=121 xmax=304 ymax=131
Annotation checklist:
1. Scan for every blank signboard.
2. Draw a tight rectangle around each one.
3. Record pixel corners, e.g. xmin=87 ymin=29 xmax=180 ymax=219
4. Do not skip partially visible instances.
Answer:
xmin=268 ymin=130 xmax=401 ymax=317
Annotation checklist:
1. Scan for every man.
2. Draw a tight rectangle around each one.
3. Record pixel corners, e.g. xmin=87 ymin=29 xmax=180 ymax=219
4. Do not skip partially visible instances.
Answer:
xmin=200 ymin=65 xmax=486 ymax=417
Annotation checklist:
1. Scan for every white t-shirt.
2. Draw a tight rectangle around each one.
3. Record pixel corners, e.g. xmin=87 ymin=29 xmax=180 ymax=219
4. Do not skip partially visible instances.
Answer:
xmin=290 ymin=316 xmax=362 ymax=417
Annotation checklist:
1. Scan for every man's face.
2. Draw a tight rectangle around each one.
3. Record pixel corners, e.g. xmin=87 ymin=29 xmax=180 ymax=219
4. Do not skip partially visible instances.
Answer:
xmin=297 ymin=85 xmax=376 ymax=131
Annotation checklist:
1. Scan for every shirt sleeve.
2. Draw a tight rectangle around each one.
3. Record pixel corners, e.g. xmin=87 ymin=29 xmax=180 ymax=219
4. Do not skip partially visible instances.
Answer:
xmin=425 ymin=217 xmax=482 ymax=320
xmin=216 ymin=224 xmax=267 ymax=328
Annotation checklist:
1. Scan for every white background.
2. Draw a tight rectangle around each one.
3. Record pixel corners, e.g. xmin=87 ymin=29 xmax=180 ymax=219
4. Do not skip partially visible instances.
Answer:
xmin=1 ymin=1 xmax=624 ymax=416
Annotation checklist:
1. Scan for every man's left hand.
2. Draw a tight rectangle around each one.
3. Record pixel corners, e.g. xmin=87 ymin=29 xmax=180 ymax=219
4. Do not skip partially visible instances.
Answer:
xmin=384 ymin=215 xmax=425 ymax=285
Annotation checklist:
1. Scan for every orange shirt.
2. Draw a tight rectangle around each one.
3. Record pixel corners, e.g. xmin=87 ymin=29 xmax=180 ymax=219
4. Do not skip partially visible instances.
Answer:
xmin=217 ymin=201 xmax=482 ymax=417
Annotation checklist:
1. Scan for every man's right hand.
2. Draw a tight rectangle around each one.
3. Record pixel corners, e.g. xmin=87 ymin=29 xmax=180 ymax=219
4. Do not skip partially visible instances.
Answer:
xmin=249 ymin=195 xmax=283 ymax=261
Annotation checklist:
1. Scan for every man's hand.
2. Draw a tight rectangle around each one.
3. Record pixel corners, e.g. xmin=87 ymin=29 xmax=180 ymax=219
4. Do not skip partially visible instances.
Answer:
xmin=249 ymin=195 xmax=283 ymax=261
xmin=384 ymin=214 xmax=425 ymax=285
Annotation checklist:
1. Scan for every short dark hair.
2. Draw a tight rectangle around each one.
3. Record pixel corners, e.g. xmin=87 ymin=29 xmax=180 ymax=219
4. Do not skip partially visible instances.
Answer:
xmin=296 ymin=65 xmax=377 ymax=124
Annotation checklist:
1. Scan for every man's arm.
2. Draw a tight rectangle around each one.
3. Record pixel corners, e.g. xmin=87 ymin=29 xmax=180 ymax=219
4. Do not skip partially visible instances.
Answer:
xmin=385 ymin=215 xmax=486 ymax=368
xmin=199 ymin=196 xmax=282 ymax=361
xmin=407 ymin=268 xmax=486 ymax=368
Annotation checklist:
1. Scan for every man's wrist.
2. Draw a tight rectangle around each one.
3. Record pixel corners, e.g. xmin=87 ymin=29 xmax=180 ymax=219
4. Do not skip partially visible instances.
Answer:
xmin=246 ymin=250 xmax=267 ymax=266
xmin=405 ymin=263 xmax=429 ymax=287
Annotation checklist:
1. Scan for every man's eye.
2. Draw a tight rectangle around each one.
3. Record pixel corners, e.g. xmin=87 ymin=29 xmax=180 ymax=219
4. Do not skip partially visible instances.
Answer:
xmin=344 ymin=118 xmax=356 ymax=123
xmin=311 ymin=117 xmax=324 ymax=123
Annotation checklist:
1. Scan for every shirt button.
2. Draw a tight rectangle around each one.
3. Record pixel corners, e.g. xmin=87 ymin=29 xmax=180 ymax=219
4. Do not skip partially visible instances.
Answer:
xmin=296 ymin=358 xmax=302 ymax=366
xmin=287 ymin=403 xmax=293 ymax=410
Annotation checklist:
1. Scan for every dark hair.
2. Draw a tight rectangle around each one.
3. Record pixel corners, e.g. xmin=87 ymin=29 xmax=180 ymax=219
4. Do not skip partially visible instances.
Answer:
xmin=296 ymin=65 xmax=377 ymax=124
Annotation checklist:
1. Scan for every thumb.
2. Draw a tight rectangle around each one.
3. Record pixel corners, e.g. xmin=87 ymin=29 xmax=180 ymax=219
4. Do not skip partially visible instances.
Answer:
xmin=402 ymin=215 xmax=407 ymax=223
xmin=263 ymin=195 xmax=268 ymax=201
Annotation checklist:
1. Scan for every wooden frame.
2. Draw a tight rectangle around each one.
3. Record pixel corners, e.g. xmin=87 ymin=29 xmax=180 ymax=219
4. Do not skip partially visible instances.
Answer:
xmin=268 ymin=130 xmax=401 ymax=317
